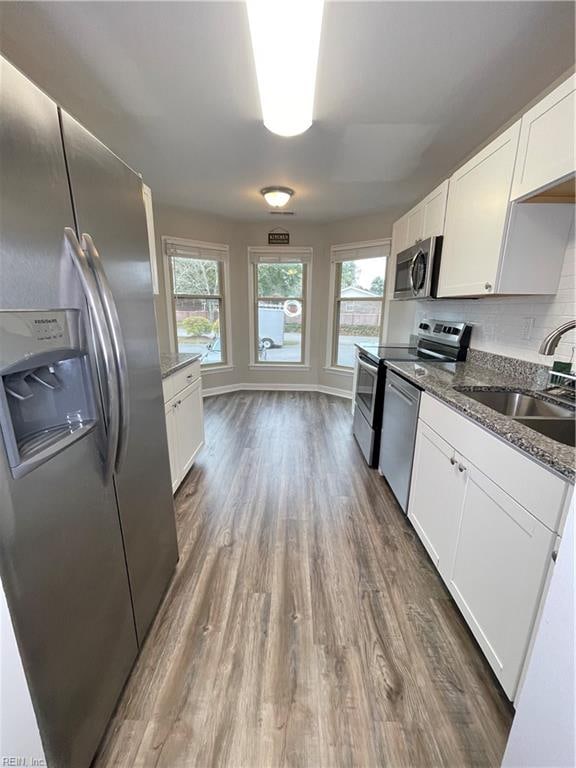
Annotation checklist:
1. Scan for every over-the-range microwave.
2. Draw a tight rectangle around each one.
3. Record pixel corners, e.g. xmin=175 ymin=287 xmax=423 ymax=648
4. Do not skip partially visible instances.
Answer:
xmin=393 ymin=236 xmax=443 ymax=300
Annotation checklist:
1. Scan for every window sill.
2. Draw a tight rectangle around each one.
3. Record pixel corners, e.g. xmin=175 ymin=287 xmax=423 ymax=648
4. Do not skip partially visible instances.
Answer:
xmin=249 ymin=364 xmax=311 ymax=371
xmin=201 ymin=364 xmax=235 ymax=374
xmin=323 ymin=366 xmax=354 ymax=376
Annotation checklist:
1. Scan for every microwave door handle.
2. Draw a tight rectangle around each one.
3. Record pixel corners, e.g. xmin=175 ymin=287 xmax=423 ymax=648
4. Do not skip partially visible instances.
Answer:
xmin=64 ymin=228 xmax=119 ymax=484
xmin=409 ymin=252 xmax=419 ymax=296
xmin=82 ymin=233 xmax=129 ymax=474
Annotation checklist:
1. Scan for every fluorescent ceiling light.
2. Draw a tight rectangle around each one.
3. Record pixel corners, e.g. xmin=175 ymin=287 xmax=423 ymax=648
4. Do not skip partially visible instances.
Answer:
xmin=261 ymin=186 xmax=294 ymax=207
xmin=246 ymin=0 xmax=325 ymax=137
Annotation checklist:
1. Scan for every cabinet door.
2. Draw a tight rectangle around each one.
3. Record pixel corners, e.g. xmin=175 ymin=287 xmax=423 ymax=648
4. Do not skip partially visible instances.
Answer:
xmin=437 ymin=121 xmax=521 ymax=297
xmin=406 ymin=204 xmax=424 ymax=246
xmin=512 ymin=75 xmax=575 ymax=200
xmin=422 ymin=179 xmax=449 ymax=239
xmin=391 ymin=214 xmax=409 ymax=257
xmin=448 ymin=464 xmax=555 ymax=699
xmin=408 ymin=422 xmax=466 ymax=581
xmin=175 ymin=379 xmax=204 ymax=480
xmin=164 ymin=401 xmax=180 ymax=493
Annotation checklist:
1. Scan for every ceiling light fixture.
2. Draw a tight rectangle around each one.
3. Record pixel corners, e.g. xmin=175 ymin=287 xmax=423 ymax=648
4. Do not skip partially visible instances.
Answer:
xmin=261 ymin=186 xmax=294 ymax=208
xmin=246 ymin=0 xmax=325 ymax=137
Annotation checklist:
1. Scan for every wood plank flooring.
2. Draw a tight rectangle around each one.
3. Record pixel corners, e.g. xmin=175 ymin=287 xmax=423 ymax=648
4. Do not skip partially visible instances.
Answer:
xmin=94 ymin=391 xmax=513 ymax=768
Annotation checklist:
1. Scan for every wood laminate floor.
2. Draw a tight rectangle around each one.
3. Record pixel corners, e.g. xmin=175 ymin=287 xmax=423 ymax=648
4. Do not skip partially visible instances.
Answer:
xmin=95 ymin=391 xmax=513 ymax=768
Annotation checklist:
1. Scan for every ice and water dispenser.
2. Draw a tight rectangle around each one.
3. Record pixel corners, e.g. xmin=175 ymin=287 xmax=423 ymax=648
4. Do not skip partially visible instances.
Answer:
xmin=0 ymin=309 xmax=97 ymax=478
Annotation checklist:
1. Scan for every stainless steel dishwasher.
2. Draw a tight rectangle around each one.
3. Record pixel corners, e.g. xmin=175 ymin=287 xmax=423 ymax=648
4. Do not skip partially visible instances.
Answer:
xmin=378 ymin=370 xmax=421 ymax=513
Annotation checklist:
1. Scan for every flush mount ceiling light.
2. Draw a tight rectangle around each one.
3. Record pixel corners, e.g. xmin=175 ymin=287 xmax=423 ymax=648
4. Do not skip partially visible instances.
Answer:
xmin=261 ymin=186 xmax=294 ymax=208
xmin=246 ymin=0 xmax=325 ymax=137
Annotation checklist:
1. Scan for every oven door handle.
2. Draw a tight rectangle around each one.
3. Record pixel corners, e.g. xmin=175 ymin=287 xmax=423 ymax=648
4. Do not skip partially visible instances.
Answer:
xmin=357 ymin=356 xmax=378 ymax=373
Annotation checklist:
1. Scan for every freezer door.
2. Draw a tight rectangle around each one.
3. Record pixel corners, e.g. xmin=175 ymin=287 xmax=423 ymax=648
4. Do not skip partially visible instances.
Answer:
xmin=0 ymin=56 xmax=138 ymax=767
xmin=60 ymin=111 xmax=178 ymax=643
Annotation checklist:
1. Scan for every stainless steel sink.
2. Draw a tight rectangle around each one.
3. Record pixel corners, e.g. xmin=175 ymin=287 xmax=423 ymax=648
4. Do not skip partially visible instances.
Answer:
xmin=514 ymin=417 xmax=576 ymax=448
xmin=455 ymin=388 xmax=575 ymax=447
xmin=455 ymin=389 xmax=573 ymax=418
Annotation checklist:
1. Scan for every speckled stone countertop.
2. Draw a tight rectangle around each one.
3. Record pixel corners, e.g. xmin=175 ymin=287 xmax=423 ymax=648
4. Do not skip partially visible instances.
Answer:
xmin=160 ymin=352 xmax=201 ymax=379
xmin=384 ymin=359 xmax=575 ymax=483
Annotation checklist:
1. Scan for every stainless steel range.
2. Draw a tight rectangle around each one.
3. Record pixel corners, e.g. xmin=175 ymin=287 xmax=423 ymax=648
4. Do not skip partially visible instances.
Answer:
xmin=352 ymin=320 xmax=472 ymax=467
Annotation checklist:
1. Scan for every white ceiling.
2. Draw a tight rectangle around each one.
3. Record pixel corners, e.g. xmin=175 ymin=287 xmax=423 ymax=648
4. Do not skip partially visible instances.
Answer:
xmin=0 ymin=1 xmax=574 ymax=221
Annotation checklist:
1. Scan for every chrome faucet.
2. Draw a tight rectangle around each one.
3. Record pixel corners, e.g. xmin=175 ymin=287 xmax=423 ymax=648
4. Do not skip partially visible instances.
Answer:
xmin=539 ymin=320 xmax=576 ymax=355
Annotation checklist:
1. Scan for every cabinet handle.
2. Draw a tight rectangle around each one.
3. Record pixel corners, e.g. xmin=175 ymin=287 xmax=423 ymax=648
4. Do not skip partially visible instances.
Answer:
xmin=484 ymin=282 xmax=492 ymax=291
xmin=186 ymin=374 xmax=194 ymax=380
xmin=458 ymin=463 xmax=466 ymax=473
xmin=450 ymin=456 xmax=457 ymax=465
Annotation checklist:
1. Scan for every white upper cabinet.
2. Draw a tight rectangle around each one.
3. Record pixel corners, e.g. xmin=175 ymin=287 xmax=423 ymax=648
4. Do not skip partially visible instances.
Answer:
xmin=404 ymin=179 xmax=449 ymax=248
xmin=437 ymin=122 xmax=521 ymax=297
xmin=391 ymin=212 xmax=409 ymax=257
xmin=511 ymin=75 xmax=576 ymax=201
xmin=421 ymin=179 xmax=449 ymax=240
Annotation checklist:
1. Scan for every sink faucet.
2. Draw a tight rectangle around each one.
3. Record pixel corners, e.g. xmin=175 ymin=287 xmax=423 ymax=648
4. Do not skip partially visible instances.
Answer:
xmin=539 ymin=320 xmax=576 ymax=355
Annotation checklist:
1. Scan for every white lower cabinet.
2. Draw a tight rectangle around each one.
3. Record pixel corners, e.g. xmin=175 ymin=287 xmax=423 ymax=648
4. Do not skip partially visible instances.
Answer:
xmin=408 ymin=423 xmax=466 ymax=582
xmin=164 ymin=401 xmax=179 ymax=493
xmin=408 ymin=393 xmax=569 ymax=700
xmin=449 ymin=463 xmax=555 ymax=698
xmin=163 ymin=367 xmax=204 ymax=492
xmin=175 ymin=378 xmax=204 ymax=480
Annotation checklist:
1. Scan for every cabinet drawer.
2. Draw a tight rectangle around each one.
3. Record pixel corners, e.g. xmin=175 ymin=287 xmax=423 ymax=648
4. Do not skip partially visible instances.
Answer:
xmin=419 ymin=393 xmax=568 ymax=530
xmin=171 ymin=360 xmax=201 ymax=397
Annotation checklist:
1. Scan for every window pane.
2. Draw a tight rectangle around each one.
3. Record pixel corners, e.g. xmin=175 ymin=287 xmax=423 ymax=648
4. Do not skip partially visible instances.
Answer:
xmin=257 ymin=262 xmax=303 ymax=298
xmin=172 ymin=257 xmax=220 ymax=296
xmin=175 ymin=297 xmax=222 ymax=363
xmin=339 ymin=257 xmax=385 ymax=298
xmin=257 ymin=300 xmax=302 ymax=363
xmin=336 ymin=299 xmax=382 ymax=367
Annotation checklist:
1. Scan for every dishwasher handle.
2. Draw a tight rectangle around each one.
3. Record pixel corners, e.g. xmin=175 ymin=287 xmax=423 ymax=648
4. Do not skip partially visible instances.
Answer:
xmin=386 ymin=379 xmax=418 ymax=405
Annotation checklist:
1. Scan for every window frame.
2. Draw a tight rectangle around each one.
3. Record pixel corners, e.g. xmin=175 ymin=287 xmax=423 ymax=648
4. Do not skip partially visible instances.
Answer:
xmin=163 ymin=236 xmax=233 ymax=372
xmin=326 ymin=239 xmax=391 ymax=373
xmin=247 ymin=246 xmax=313 ymax=369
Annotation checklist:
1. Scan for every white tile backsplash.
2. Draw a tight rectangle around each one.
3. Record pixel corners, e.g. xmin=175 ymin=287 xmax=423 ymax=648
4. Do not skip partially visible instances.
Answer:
xmin=412 ymin=225 xmax=576 ymax=366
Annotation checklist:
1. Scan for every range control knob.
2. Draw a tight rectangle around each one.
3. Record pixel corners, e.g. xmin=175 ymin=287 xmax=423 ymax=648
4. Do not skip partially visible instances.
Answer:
xmin=419 ymin=322 xmax=430 ymax=331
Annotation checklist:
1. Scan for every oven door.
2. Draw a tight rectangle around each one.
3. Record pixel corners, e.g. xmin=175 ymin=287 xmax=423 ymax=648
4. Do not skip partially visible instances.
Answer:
xmin=355 ymin=355 xmax=379 ymax=425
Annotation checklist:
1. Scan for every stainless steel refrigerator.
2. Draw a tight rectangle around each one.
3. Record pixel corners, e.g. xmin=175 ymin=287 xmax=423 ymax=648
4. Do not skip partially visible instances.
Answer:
xmin=0 ymin=56 xmax=178 ymax=767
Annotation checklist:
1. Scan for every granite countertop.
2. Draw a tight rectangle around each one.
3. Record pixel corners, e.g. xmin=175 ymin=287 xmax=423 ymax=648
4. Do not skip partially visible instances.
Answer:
xmin=384 ymin=359 xmax=575 ymax=483
xmin=160 ymin=352 xmax=202 ymax=379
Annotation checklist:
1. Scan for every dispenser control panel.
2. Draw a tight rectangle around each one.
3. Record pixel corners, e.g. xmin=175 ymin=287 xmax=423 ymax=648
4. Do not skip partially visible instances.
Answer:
xmin=0 ymin=309 xmax=83 ymax=374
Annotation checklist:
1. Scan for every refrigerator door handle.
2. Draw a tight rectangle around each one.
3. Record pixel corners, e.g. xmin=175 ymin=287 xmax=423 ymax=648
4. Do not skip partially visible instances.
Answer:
xmin=82 ymin=232 xmax=130 ymax=473
xmin=64 ymin=227 xmax=120 ymax=484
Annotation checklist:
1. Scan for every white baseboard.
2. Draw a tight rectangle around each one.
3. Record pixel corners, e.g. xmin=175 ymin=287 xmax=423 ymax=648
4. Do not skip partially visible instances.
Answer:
xmin=202 ymin=382 xmax=352 ymax=400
